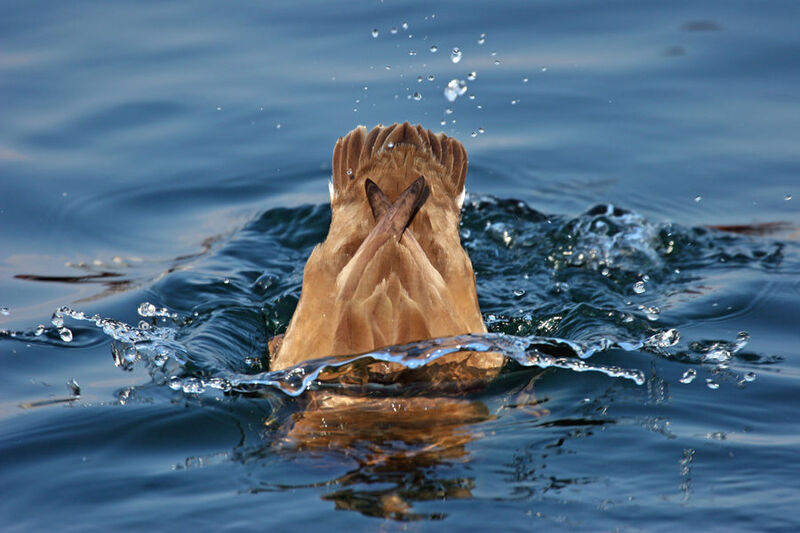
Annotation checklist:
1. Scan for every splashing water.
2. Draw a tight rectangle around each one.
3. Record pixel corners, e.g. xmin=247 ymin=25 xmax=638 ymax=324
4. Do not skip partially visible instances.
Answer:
xmin=36 ymin=305 xmax=671 ymax=397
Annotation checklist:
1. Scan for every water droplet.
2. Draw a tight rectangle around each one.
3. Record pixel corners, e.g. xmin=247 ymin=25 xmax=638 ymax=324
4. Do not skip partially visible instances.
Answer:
xmin=513 ymin=289 xmax=526 ymax=297
xmin=387 ymin=142 xmax=394 ymax=148
xmin=467 ymin=71 xmax=477 ymax=81
xmin=680 ymin=368 xmax=697 ymax=384
xmin=511 ymin=99 xmax=517 ymax=105
xmin=694 ymin=195 xmax=702 ymax=203
xmin=705 ymin=378 xmax=719 ymax=390
xmin=390 ymin=26 xmax=398 ymax=34
xmin=541 ymin=67 xmax=548 ymax=72
xmin=416 ymin=76 xmax=423 ymax=83
xmin=440 ymin=119 xmax=446 ymax=126
xmin=471 ymin=131 xmax=477 ymax=137
xmin=633 ymin=281 xmax=646 ymax=294
xmin=444 ymin=79 xmax=468 ymax=102
xmin=182 ymin=378 xmax=205 ymax=394
xmin=523 ymin=77 xmax=529 ymax=83
xmin=35 ymin=324 xmax=46 ymax=336
xmin=123 ymin=345 xmax=138 ymax=362
xmin=408 ymin=50 xmax=416 ymax=56
xmin=412 ymin=91 xmax=422 ymax=101
xmin=51 ymin=313 xmax=64 ymax=328
xmin=371 ymin=28 xmax=379 ymax=38
xmin=402 ymin=22 xmax=408 ymax=30
xmin=427 ymin=74 xmax=435 ymax=81
xmin=385 ymin=65 xmax=391 ymax=71
xmin=478 ymin=127 xmax=485 ymax=134
xmin=58 ymin=327 xmax=73 ymax=342
xmin=785 ymin=194 xmax=792 ymax=201
xmin=478 ymin=33 xmax=486 ymax=45
xmin=647 ymin=328 xmax=680 ymax=349
xmin=430 ymin=45 xmax=438 ymax=52
xmin=216 ymin=106 xmax=222 ymax=111
xmin=276 ymin=123 xmax=281 ymax=129
xmin=744 ymin=371 xmax=756 ymax=382
xmin=450 ymin=48 xmax=462 ymax=63
xmin=138 ymin=302 xmax=156 ymax=317
xmin=445 ymin=108 xmax=453 ymax=115
xmin=67 ymin=378 xmax=81 ymax=396
xmin=168 ymin=377 xmax=183 ymax=391
xmin=0 ymin=307 xmax=8 ymax=316
xmin=645 ymin=307 xmax=660 ymax=321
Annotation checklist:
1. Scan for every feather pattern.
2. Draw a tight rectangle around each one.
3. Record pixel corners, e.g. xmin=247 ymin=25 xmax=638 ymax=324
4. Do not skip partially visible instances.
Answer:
xmin=270 ymin=123 xmax=503 ymax=384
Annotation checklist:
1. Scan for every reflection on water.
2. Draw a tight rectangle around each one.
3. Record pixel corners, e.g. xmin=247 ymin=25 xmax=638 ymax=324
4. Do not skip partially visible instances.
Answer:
xmin=287 ymin=393 xmax=492 ymax=520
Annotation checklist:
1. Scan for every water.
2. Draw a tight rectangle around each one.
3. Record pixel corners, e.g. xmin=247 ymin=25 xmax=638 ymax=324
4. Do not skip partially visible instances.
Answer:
xmin=1 ymin=0 xmax=799 ymax=531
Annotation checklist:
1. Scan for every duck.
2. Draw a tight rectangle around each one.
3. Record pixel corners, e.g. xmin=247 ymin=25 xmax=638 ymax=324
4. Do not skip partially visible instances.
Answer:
xmin=269 ymin=122 xmax=504 ymax=388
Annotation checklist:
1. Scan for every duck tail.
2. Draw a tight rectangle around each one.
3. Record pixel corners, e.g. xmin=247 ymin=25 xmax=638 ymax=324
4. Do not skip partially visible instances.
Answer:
xmin=331 ymin=122 xmax=467 ymax=207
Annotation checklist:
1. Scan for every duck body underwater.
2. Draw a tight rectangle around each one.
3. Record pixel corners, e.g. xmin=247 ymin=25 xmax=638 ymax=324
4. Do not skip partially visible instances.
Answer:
xmin=269 ymin=122 xmax=504 ymax=387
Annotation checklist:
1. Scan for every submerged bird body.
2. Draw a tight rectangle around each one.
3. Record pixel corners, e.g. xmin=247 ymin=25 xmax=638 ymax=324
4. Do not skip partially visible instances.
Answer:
xmin=270 ymin=123 xmax=503 ymax=384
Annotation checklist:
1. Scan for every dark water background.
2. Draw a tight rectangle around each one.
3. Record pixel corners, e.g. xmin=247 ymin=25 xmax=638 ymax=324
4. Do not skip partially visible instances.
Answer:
xmin=1 ymin=1 xmax=799 ymax=531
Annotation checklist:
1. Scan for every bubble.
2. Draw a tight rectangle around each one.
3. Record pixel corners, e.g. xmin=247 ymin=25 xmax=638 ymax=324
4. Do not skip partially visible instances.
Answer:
xmin=412 ymin=91 xmax=422 ymax=101
xmin=0 ymin=307 xmax=8 ymax=316
xmin=633 ymin=281 xmax=646 ymax=294
xmin=680 ymin=368 xmax=697 ymax=384
xmin=372 ymin=28 xmax=379 ymax=38
xmin=450 ymin=48 xmax=462 ymax=63
xmin=444 ymin=79 xmax=468 ymax=102
xmin=430 ymin=45 xmax=438 ymax=52
xmin=478 ymin=33 xmax=486 ymax=45
xmin=58 ymin=327 xmax=73 ymax=343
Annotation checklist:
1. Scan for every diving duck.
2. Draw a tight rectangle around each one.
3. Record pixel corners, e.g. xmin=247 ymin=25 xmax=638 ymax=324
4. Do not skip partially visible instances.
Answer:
xmin=269 ymin=122 xmax=504 ymax=386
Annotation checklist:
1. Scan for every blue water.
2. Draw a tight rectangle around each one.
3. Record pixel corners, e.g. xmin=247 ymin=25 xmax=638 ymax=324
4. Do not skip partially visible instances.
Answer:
xmin=2 ymin=1 xmax=799 ymax=530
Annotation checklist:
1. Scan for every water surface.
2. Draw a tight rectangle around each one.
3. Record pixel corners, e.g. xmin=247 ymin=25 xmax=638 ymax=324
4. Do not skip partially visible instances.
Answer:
xmin=1 ymin=1 xmax=799 ymax=531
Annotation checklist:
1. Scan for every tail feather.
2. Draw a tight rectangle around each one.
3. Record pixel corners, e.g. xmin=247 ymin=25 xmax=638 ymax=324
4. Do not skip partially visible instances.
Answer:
xmin=331 ymin=122 xmax=467 ymax=206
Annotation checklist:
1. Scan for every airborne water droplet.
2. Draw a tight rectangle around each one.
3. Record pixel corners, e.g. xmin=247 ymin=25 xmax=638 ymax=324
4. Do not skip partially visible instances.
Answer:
xmin=705 ymin=378 xmax=720 ymax=390
xmin=633 ymin=281 xmax=646 ymax=294
xmin=680 ymin=368 xmax=697 ymax=384
xmin=744 ymin=371 xmax=757 ymax=382
xmin=430 ymin=45 xmax=438 ymax=52
xmin=0 ymin=307 xmax=9 ymax=316
xmin=371 ymin=28 xmax=379 ymax=38
xmin=478 ymin=33 xmax=486 ymax=45
xmin=412 ymin=91 xmax=422 ymax=101
xmin=694 ymin=195 xmax=702 ymax=203
xmin=467 ymin=71 xmax=477 ymax=81
xmin=390 ymin=27 xmax=398 ymax=35
xmin=450 ymin=48 xmax=462 ymax=63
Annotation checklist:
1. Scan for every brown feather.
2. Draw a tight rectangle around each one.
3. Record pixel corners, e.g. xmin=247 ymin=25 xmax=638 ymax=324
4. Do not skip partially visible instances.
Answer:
xmin=270 ymin=123 xmax=504 ymax=386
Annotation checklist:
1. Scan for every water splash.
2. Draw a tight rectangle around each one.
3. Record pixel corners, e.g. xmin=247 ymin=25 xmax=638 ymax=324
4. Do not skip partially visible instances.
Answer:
xmin=43 ymin=305 xmax=663 ymax=397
